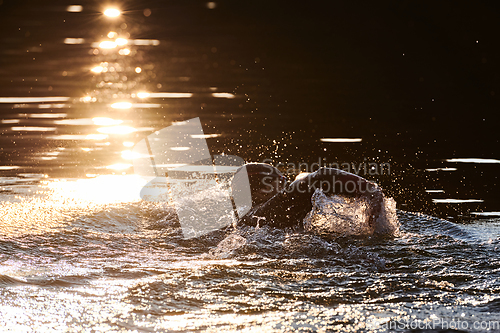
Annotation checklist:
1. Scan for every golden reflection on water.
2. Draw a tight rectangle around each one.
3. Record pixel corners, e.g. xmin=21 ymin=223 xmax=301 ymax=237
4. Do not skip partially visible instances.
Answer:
xmin=97 ymin=125 xmax=137 ymax=135
xmin=66 ymin=5 xmax=83 ymax=13
xmin=91 ymin=65 xmax=104 ymax=74
xmin=85 ymin=134 xmax=109 ymax=140
xmin=432 ymin=198 xmax=484 ymax=204
xmin=116 ymin=38 xmax=128 ymax=46
xmin=212 ymin=92 xmax=235 ymax=99
xmin=136 ymin=92 xmax=150 ymax=98
xmin=0 ymin=97 xmax=70 ymax=103
xmin=64 ymin=38 xmax=85 ymax=44
xmin=320 ymin=138 xmax=363 ymax=143
xmin=2 ymin=0 xmax=200 ymax=183
xmin=118 ymin=48 xmax=131 ymax=56
xmin=446 ymin=158 xmax=500 ymax=164
xmin=98 ymin=41 xmax=118 ymax=49
xmin=106 ymin=163 xmax=133 ymax=171
xmin=47 ymin=175 xmax=145 ymax=204
xmin=0 ymin=175 xmax=146 ymax=236
xmin=24 ymin=112 xmax=67 ymax=118
xmin=92 ymin=117 xmax=123 ymax=126
xmin=11 ymin=126 xmax=56 ymax=132
xmin=110 ymin=102 xmax=132 ymax=109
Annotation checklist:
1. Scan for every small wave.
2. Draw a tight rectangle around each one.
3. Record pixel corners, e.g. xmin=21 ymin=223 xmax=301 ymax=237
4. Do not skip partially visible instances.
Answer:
xmin=208 ymin=226 xmax=387 ymax=271
xmin=398 ymin=211 xmax=476 ymax=242
xmin=0 ymin=273 xmax=89 ymax=288
xmin=0 ymin=274 xmax=27 ymax=287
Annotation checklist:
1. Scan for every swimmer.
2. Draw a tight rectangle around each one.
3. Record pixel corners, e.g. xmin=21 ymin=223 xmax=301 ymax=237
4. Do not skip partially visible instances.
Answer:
xmin=231 ymin=163 xmax=385 ymax=230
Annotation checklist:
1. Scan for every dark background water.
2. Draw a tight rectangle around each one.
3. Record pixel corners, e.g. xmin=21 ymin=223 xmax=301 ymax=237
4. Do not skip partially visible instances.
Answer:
xmin=0 ymin=0 xmax=499 ymax=218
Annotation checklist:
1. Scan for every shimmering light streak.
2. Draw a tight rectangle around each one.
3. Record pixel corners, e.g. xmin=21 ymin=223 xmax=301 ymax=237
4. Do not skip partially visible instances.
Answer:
xmin=64 ymin=38 xmax=85 ymax=44
xmin=432 ymin=199 xmax=484 ymax=204
xmin=97 ymin=126 xmax=136 ymax=134
xmin=131 ymin=39 xmax=160 ymax=46
xmin=91 ymin=66 xmax=104 ymax=73
xmin=11 ymin=126 xmax=56 ymax=132
xmin=54 ymin=118 xmax=94 ymax=125
xmin=67 ymin=5 xmax=83 ymax=12
xmin=115 ymin=38 xmax=128 ymax=46
xmin=99 ymin=41 xmax=117 ymax=49
xmin=38 ymin=104 xmax=67 ymax=109
xmin=320 ymin=138 xmax=363 ymax=143
xmin=146 ymin=92 xmax=193 ymax=98
xmin=85 ymin=134 xmax=108 ymax=140
xmin=106 ymin=163 xmax=132 ymax=170
xmin=425 ymin=168 xmax=457 ymax=172
xmin=0 ymin=97 xmax=70 ymax=103
xmin=110 ymin=102 xmax=132 ymax=109
xmin=92 ymin=117 xmax=123 ymax=126
xmin=446 ymin=158 xmax=500 ymax=164
xmin=0 ymin=166 xmax=20 ymax=170
xmin=137 ymin=92 xmax=150 ymax=98
xmin=23 ymin=113 xmax=67 ymax=118
xmin=190 ymin=134 xmax=221 ymax=139
xmin=212 ymin=92 xmax=235 ymax=99
xmin=425 ymin=189 xmax=445 ymax=193
xmin=471 ymin=212 xmax=500 ymax=217
xmin=47 ymin=175 xmax=146 ymax=204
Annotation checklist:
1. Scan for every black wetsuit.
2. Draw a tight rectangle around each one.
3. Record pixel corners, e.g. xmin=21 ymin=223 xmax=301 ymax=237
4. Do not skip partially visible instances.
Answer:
xmin=238 ymin=167 xmax=382 ymax=229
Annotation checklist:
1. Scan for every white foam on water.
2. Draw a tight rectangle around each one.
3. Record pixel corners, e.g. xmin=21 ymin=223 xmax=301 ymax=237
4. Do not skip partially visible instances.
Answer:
xmin=303 ymin=189 xmax=399 ymax=237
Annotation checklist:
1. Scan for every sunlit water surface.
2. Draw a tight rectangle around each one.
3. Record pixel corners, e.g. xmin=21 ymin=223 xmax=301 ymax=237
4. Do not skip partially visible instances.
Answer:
xmin=0 ymin=177 xmax=499 ymax=332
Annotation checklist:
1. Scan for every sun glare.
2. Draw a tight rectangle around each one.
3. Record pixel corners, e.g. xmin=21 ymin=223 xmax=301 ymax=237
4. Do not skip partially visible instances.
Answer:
xmin=91 ymin=66 xmax=104 ymax=74
xmin=106 ymin=163 xmax=132 ymax=171
xmin=137 ymin=92 xmax=150 ymax=99
xmin=103 ymin=8 xmax=121 ymax=18
xmin=99 ymin=41 xmax=117 ymax=49
xmin=115 ymin=38 xmax=128 ymax=46
xmin=47 ymin=175 xmax=145 ymax=205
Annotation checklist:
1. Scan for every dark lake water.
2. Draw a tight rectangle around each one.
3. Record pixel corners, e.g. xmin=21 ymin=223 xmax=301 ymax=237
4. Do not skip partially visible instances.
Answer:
xmin=1 ymin=1 xmax=499 ymax=331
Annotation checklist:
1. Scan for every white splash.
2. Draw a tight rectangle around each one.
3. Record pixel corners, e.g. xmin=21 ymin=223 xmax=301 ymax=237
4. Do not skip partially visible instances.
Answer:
xmin=303 ymin=189 xmax=399 ymax=237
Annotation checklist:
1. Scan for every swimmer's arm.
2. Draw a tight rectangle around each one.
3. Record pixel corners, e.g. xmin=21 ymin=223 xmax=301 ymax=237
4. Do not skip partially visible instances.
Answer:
xmin=274 ymin=167 xmax=379 ymax=198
